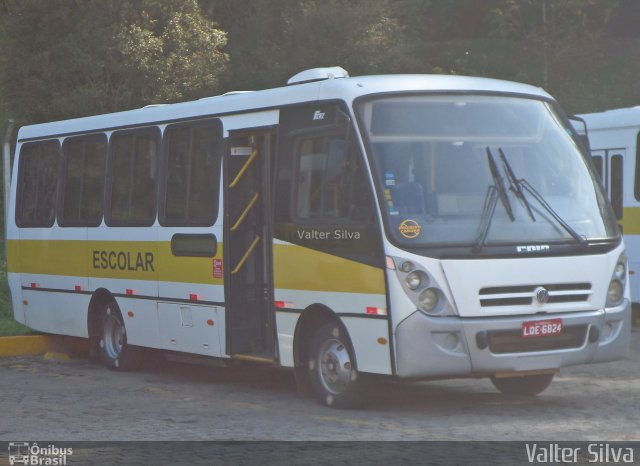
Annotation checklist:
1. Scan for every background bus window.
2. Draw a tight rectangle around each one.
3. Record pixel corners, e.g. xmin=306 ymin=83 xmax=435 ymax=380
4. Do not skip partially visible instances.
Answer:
xmin=635 ymin=131 xmax=640 ymax=201
xmin=611 ymin=154 xmax=623 ymax=220
xmin=60 ymin=135 xmax=106 ymax=226
xmin=108 ymin=129 xmax=158 ymax=226
xmin=162 ymin=120 xmax=221 ymax=226
xmin=16 ymin=140 xmax=59 ymax=227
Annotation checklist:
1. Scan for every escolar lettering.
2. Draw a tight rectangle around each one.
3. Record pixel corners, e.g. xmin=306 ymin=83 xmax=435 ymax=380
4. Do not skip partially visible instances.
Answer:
xmin=92 ymin=250 xmax=155 ymax=272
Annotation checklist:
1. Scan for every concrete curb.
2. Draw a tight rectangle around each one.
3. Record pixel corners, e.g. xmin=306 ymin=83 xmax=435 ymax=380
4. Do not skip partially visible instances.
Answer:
xmin=0 ymin=335 xmax=88 ymax=358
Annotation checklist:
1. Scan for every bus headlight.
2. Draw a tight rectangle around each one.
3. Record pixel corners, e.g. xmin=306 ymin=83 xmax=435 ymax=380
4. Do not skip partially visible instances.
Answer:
xmin=400 ymin=261 xmax=414 ymax=273
xmin=606 ymin=253 xmax=627 ymax=308
xmin=418 ymin=288 xmax=439 ymax=313
xmin=389 ymin=256 xmax=456 ymax=316
xmin=606 ymin=279 xmax=624 ymax=307
xmin=405 ymin=272 xmax=422 ymax=290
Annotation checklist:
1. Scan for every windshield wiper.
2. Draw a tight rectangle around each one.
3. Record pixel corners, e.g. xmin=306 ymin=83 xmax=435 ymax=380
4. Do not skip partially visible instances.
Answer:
xmin=472 ymin=148 xmax=515 ymax=252
xmin=499 ymin=148 xmax=536 ymax=222
xmin=487 ymin=148 xmax=515 ymax=222
xmin=499 ymin=149 xmax=588 ymax=247
xmin=472 ymin=184 xmax=499 ymax=252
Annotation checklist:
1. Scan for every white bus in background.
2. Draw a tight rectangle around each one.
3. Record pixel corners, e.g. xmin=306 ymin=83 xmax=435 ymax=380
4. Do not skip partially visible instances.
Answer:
xmin=6 ymin=67 xmax=631 ymax=408
xmin=579 ymin=106 xmax=640 ymax=320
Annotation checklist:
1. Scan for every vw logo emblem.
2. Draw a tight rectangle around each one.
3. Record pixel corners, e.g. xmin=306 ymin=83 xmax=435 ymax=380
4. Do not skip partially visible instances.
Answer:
xmin=534 ymin=286 xmax=550 ymax=304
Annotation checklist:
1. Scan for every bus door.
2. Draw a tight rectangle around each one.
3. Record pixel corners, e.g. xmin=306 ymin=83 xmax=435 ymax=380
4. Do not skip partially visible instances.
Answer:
xmin=224 ymin=129 xmax=275 ymax=360
xmin=591 ymin=148 xmax=624 ymax=229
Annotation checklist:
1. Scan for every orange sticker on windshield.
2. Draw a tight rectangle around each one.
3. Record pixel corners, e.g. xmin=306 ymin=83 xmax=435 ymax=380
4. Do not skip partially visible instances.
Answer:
xmin=399 ymin=219 xmax=421 ymax=239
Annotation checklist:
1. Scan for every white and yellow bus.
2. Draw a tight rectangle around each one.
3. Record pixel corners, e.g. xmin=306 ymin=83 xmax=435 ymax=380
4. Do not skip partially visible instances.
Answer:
xmin=579 ymin=106 xmax=640 ymax=317
xmin=7 ymin=67 xmax=631 ymax=408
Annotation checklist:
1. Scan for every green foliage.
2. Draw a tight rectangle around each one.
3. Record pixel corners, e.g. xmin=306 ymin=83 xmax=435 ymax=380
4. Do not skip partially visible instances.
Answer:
xmin=211 ymin=0 xmax=408 ymax=91
xmin=0 ymin=0 xmax=228 ymax=124
xmin=0 ymin=0 xmax=639 ymax=128
xmin=489 ymin=0 xmax=618 ymax=42
xmin=487 ymin=0 xmax=620 ymax=88
xmin=0 ymin=252 xmax=30 ymax=336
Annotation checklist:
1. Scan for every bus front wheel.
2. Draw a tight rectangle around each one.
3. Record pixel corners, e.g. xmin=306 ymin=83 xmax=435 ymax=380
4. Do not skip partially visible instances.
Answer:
xmin=490 ymin=373 xmax=554 ymax=396
xmin=308 ymin=322 xmax=363 ymax=408
xmin=99 ymin=301 xmax=140 ymax=371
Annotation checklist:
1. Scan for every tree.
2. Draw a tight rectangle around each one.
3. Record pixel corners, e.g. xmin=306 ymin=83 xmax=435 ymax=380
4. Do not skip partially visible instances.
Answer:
xmin=488 ymin=0 xmax=619 ymax=88
xmin=0 ymin=0 xmax=228 ymax=124
xmin=211 ymin=0 xmax=406 ymax=91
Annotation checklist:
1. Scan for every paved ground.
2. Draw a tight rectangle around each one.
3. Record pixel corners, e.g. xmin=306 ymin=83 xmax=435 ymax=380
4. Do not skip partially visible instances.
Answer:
xmin=0 ymin=328 xmax=638 ymax=443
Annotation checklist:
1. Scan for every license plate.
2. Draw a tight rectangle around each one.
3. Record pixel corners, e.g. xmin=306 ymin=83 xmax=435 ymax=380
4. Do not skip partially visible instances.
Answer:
xmin=521 ymin=318 xmax=563 ymax=338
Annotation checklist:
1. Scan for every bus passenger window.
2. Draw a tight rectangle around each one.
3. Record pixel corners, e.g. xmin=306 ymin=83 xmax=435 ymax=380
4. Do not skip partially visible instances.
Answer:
xmin=294 ymin=135 xmax=369 ymax=222
xmin=108 ymin=129 xmax=159 ymax=226
xmin=60 ymin=135 xmax=106 ymax=226
xmin=161 ymin=120 xmax=222 ymax=226
xmin=16 ymin=140 xmax=59 ymax=227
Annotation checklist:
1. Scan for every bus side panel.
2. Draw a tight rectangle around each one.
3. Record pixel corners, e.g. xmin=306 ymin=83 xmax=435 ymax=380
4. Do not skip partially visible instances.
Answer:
xmin=6 ymin=142 xmax=23 ymax=324
xmin=6 ymin=242 xmax=25 ymax=324
xmin=340 ymin=317 xmax=392 ymax=375
xmin=105 ymin=296 xmax=159 ymax=349
xmin=624 ymin=236 xmax=640 ymax=303
xmin=156 ymin=219 xmax=225 ymax=356
xmin=588 ymin=126 xmax=640 ymax=303
xmin=21 ymin=286 xmax=90 ymax=337
xmin=273 ymin=242 xmax=392 ymax=375
xmin=16 ymin=230 xmax=90 ymax=337
xmin=88 ymin=227 xmax=160 ymax=348
xmin=274 ymin=311 xmax=297 ymax=367
xmin=157 ymin=303 xmax=224 ymax=355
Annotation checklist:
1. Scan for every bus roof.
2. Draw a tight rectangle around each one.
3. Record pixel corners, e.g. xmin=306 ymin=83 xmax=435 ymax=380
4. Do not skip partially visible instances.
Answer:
xmin=17 ymin=71 xmax=552 ymax=142
xmin=579 ymin=106 xmax=640 ymax=131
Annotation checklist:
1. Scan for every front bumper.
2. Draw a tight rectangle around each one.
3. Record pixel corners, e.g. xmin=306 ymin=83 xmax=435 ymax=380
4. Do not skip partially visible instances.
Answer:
xmin=394 ymin=300 xmax=631 ymax=378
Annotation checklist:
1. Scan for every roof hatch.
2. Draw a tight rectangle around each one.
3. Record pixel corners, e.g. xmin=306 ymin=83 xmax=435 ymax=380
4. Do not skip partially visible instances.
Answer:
xmin=286 ymin=66 xmax=349 ymax=85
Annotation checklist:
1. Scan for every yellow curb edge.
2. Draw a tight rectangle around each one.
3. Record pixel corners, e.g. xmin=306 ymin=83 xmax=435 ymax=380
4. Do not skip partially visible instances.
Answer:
xmin=0 ymin=335 xmax=54 ymax=357
xmin=0 ymin=335 xmax=88 ymax=357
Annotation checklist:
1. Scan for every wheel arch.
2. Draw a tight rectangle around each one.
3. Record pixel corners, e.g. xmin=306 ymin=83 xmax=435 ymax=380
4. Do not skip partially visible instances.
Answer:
xmin=292 ymin=304 xmax=358 ymax=371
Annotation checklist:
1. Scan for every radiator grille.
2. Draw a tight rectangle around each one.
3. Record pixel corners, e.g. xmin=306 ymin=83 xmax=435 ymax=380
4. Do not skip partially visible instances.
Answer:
xmin=479 ymin=283 xmax=591 ymax=307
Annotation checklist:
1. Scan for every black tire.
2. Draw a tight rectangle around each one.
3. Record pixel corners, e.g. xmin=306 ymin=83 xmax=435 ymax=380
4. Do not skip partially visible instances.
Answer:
xmin=99 ymin=300 xmax=141 ymax=371
xmin=308 ymin=322 xmax=364 ymax=408
xmin=490 ymin=373 xmax=555 ymax=396
xmin=294 ymin=364 xmax=314 ymax=398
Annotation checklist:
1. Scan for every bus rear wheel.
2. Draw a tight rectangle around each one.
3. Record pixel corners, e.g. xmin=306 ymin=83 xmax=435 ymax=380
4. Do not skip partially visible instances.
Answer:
xmin=308 ymin=322 xmax=363 ymax=408
xmin=490 ymin=373 xmax=555 ymax=396
xmin=99 ymin=301 xmax=140 ymax=371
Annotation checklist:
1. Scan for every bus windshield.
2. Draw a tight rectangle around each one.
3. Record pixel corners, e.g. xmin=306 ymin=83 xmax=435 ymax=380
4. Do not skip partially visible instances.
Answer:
xmin=357 ymin=94 xmax=619 ymax=249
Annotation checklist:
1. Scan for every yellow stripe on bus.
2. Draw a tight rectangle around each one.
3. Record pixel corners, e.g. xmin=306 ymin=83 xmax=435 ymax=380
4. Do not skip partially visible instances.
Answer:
xmin=622 ymin=207 xmax=640 ymax=235
xmin=7 ymin=239 xmax=386 ymax=294
xmin=7 ymin=240 xmax=224 ymax=285
xmin=272 ymin=243 xmax=385 ymax=295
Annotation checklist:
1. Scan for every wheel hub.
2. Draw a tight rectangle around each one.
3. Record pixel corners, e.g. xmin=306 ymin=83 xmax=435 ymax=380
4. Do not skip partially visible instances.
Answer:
xmin=318 ymin=339 xmax=352 ymax=395
xmin=103 ymin=312 xmax=124 ymax=360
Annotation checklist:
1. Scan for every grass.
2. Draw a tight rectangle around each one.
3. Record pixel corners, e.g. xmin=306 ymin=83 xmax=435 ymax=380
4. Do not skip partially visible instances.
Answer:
xmin=0 ymin=251 xmax=32 ymax=336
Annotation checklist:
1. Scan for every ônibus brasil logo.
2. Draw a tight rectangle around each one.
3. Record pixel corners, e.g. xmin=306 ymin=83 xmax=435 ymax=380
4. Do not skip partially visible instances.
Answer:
xmin=8 ymin=442 xmax=72 ymax=465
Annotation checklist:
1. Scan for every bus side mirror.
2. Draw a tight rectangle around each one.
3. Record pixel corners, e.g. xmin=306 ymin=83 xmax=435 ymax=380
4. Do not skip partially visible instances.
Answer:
xmin=568 ymin=115 xmax=591 ymax=153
